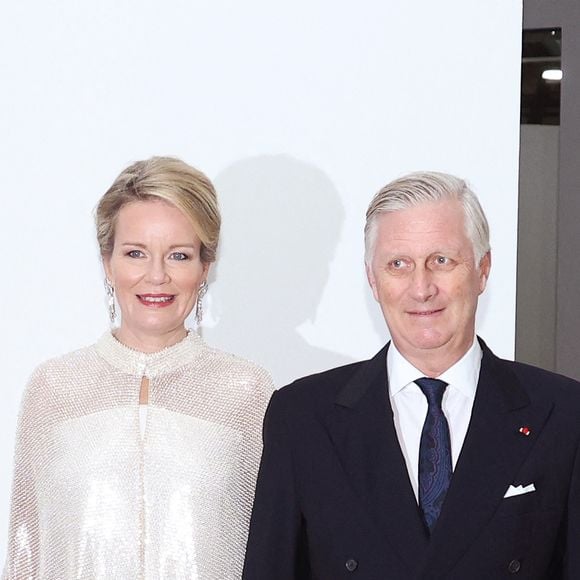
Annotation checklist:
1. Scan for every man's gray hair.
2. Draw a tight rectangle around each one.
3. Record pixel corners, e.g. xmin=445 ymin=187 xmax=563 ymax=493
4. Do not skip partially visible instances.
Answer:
xmin=364 ymin=171 xmax=490 ymax=264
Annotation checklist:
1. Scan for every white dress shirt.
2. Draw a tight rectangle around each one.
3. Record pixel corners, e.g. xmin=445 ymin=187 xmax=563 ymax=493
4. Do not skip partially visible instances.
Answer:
xmin=387 ymin=338 xmax=482 ymax=501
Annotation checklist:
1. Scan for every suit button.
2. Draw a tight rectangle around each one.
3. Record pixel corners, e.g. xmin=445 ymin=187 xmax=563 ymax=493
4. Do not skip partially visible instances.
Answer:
xmin=345 ymin=558 xmax=358 ymax=572
xmin=508 ymin=559 xmax=521 ymax=574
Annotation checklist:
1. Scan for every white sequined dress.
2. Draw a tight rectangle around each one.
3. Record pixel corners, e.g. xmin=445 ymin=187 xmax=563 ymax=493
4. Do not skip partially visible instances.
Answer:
xmin=3 ymin=332 xmax=273 ymax=579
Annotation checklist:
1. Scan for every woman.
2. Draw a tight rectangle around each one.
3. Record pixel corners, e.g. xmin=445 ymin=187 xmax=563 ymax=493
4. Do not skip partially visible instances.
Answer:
xmin=3 ymin=157 xmax=273 ymax=579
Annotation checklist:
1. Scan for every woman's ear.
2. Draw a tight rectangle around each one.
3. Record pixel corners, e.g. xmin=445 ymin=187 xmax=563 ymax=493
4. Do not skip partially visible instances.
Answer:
xmin=103 ymin=255 xmax=114 ymax=284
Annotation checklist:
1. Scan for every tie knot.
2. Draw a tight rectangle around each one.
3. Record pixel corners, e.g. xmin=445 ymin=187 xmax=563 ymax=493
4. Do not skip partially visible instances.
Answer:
xmin=415 ymin=377 xmax=448 ymax=407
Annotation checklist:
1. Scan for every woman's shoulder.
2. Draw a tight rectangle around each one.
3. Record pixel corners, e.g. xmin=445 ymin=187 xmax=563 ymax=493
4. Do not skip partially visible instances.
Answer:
xmin=24 ymin=344 xmax=102 ymax=396
xmin=31 ymin=344 xmax=101 ymax=378
xmin=198 ymin=342 xmax=275 ymax=391
xmin=17 ymin=344 xmax=102 ymax=423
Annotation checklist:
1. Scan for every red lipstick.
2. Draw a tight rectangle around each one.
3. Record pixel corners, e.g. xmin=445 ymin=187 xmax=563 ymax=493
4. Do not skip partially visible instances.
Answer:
xmin=137 ymin=294 xmax=176 ymax=308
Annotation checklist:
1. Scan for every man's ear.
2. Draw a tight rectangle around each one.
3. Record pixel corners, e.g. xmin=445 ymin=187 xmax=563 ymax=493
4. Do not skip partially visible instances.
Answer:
xmin=478 ymin=251 xmax=491 ymax=294
xmin=366 ymin=263 xmax=380 ymax=302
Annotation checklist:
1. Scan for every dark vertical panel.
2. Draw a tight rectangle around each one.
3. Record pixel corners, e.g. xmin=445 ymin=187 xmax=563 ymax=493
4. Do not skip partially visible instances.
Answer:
xmin=519 ymin=0 xmax=580 ymax=379
xmin=516 ymin=125 xmax=559 ymax=370
xmin=555 ymin=11 xmax=580 ymax=378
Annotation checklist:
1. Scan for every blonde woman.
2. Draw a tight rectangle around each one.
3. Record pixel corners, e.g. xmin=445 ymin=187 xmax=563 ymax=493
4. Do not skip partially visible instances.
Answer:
xmin=3 ymin=157 xmax=273 ymax=579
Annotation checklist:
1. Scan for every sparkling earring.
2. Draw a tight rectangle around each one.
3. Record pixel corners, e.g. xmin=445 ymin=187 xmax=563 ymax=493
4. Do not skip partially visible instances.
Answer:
xmin=105 ymin=278 xmax=116 ymax=324
xmin=195 ymin=280 xmax=208 ymax=325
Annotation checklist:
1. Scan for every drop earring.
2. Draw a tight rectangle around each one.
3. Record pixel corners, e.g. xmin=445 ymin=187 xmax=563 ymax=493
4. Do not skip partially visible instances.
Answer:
xmin=195 ymin=280 xmax=208 ymax=325
xmin=105 ymin=278 xmax=116 ymax=324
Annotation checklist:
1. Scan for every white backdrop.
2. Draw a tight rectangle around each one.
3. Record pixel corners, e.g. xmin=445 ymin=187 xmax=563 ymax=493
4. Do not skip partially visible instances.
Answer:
xmin=0 ymin=0 xmax=522 ymax=561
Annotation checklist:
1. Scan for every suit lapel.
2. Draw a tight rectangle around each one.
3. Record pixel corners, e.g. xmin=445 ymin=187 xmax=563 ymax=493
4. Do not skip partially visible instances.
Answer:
xmin=418 ymin=339 xmax=554 ymax=578
xmin=325 ymin=344 xmax=429 ymax=575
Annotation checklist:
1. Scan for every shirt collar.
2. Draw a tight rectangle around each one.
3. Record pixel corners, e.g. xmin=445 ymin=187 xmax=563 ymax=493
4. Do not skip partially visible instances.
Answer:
xmin=95 ymin=330 xmax=204 ymax=378
xmin=387 ymin=337 xmax=482 ymax=399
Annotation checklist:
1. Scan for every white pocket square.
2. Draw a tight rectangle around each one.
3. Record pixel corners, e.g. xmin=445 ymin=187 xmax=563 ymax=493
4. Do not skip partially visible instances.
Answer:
xmin=503 ymin=483 xmax=536 ymax=498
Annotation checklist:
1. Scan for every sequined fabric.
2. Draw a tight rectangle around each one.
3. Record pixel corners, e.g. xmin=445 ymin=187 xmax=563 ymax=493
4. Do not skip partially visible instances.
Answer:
xmin=3 ymin=332 xmax=273 ymax=579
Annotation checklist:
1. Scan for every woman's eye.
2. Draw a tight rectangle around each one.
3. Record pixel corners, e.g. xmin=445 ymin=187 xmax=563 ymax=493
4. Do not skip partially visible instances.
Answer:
xmin=127 ymin=250 xmax=144 ymax=258
xmin=170 ymin=252 xmax=189 ymax=261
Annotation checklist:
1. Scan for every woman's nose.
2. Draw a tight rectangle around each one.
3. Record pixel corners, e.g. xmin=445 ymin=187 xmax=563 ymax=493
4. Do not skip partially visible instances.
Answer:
xmin=145 ymin=258 xmax=170 ymax=284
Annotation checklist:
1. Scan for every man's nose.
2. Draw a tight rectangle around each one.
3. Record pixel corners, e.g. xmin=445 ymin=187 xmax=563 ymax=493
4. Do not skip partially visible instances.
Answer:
xmin=409 ymin=267 xmax=436 ymax=302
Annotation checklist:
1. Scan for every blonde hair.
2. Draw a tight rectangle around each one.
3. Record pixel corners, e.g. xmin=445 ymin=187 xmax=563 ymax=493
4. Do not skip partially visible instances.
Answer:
xmin=96 ymin=156 xmax=221 ymax=262
xmin=364 ymin=171 xmax=490 ymax=264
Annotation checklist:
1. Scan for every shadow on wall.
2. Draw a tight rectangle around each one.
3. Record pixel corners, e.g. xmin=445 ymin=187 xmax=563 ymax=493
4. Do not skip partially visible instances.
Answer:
xmin=203 ymin=155 xmax=355 ymax=387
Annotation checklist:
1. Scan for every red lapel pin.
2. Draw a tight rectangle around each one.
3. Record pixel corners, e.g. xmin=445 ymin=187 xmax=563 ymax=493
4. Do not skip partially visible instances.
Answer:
xmin=519 ymin=426 xmax=531 ymax=436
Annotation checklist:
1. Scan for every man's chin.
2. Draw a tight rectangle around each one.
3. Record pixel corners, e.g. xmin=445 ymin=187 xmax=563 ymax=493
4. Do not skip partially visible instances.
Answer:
xmin=413 ymin=338 xmax=448 ymax=352
xmin=395 ymin=332 xmax=450 ymax=354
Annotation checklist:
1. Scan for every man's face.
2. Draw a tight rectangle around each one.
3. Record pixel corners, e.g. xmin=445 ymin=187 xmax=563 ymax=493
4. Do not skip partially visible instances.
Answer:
xmin=366 ymin=200 xmax=490 ymax=368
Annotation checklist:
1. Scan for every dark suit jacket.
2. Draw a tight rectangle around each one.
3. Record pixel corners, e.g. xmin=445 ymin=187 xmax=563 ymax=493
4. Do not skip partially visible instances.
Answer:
xmin=243 ymin=339 xmax=580 ymax=579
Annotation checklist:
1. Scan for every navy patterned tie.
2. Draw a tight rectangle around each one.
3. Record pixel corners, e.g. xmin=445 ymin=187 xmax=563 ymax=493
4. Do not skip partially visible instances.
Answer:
xmin=416 ymin=377 xmax=452 ymax=533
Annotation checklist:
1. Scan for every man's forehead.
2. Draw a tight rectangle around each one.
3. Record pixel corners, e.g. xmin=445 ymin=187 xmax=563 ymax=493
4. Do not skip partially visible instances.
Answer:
xmin=372 ymin=201 xmax=472 ymax=256
xmin=374 ymin=238 xmax=467 ymax=258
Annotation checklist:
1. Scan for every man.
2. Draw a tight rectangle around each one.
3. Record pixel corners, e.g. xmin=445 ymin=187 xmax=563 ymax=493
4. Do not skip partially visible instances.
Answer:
xmin=243 ymin=172 xmax=580 ymax=579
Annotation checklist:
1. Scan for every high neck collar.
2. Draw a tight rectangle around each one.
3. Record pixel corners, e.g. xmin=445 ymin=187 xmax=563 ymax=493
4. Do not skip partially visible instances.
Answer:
xmin=95 ymin=330 xmax=204 ymax=378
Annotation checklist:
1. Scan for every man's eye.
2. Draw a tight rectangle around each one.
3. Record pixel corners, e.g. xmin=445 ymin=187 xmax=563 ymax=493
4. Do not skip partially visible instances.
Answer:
xmin=170 ymin=252 xmax=189 ymax=261
xmin=127 ymin=250 xmax=144 ymax=258
xmin=433 ymin=255 xmax=454 ymax=268
xmin=389 ymin=258 xmax=407 ymax=270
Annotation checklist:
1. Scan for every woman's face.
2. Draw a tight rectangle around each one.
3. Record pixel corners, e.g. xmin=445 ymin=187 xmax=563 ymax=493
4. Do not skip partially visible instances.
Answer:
xmin=104 ymin=199 xmax=208 ymax=351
